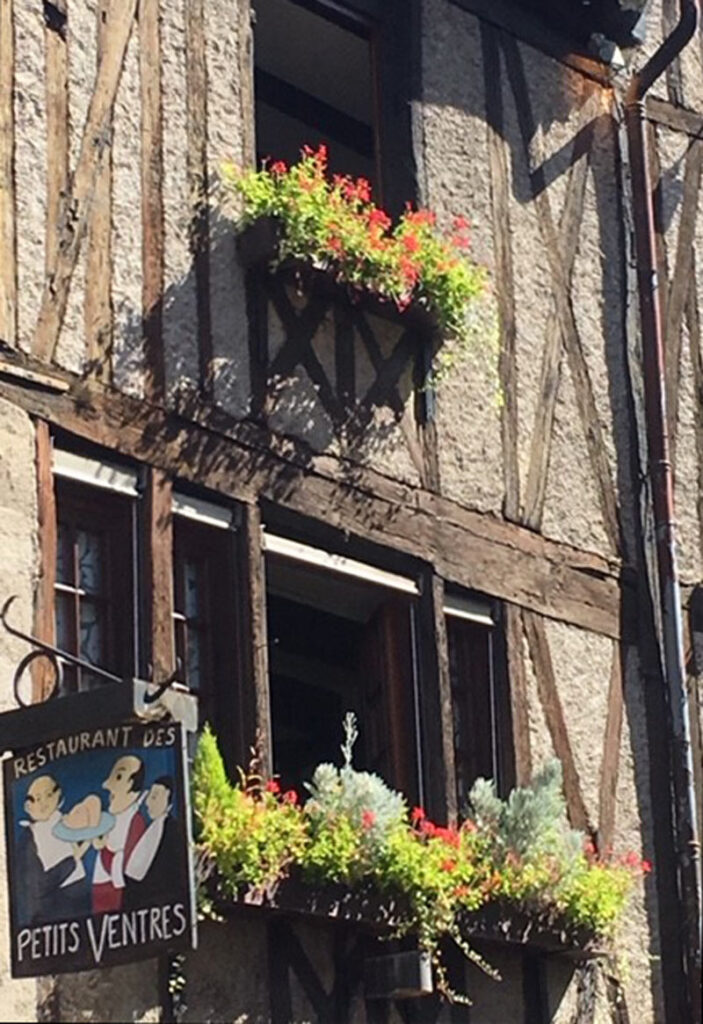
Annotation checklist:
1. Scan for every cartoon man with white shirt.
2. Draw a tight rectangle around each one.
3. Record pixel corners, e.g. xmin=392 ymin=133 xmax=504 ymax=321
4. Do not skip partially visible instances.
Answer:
xmin=18 ymin=775 xmax=88 ymax=925
xmin=92 ymin=755 xmax=146 ymax=914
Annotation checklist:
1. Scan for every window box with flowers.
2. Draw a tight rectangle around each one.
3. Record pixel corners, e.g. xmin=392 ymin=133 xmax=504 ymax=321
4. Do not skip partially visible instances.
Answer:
xmin=193 ymin=716 xmax=650 ymax=1004
xmin=220 ymin=146 xmax=489 ymax=376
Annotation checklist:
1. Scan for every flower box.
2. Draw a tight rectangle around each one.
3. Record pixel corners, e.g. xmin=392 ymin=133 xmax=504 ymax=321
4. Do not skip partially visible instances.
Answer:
xmin=237 ymin=216 xmax=440 ymax=338
xmin=209 ymin=873 xmax=605 ymax=961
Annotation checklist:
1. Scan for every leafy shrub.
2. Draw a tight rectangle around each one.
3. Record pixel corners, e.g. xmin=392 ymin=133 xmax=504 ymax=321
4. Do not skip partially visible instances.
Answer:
xmin=219 ymin=145 xmax=489 ymax=364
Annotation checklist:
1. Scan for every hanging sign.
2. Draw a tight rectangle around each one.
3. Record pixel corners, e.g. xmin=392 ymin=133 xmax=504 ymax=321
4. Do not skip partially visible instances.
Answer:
xmin=3 ymin=719 xmax=196 ymax=977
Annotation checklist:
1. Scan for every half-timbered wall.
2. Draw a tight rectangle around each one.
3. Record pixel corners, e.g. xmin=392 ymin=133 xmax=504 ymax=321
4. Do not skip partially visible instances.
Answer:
xmin=1 ymin=0 xmax=702 ymax=1021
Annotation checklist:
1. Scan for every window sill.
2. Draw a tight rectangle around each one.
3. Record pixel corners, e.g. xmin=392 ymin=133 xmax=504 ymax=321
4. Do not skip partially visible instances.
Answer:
xmin=209 ymin=872 xmax=607 ymax=961
xmin=237 ymin=216 xmax=439 ymax=338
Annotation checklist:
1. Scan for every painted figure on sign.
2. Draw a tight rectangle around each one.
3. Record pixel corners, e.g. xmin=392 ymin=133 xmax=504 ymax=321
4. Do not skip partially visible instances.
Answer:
xmin=125 ymin=776 xmax=183 ymax=907
xmin=92 ymin=755 xmax=146 ymax=914
xmin=17 ymin=775 xmax=89 ymax=925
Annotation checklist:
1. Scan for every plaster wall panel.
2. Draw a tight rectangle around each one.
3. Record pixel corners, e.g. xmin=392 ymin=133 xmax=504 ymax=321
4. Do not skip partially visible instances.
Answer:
xmin=674 ymin=318 xmax=703 ymax=583
xmin=546 ymin=960 xmax=610 ymax=1024
xmin=109 ymin=24 xmax=144 ymax=398
xmin=181 ymin=917 xmax=269 ymax=1023
xmin=632 ymin=0 xmax=703 ymax=108
xmin=544 ymin=620 xmax=610 ymax=823
xmin=161 ymin=0 xmax=199 ymax=398
xmin=206 ymin=0 xmax=250 ymax=419
xmin=615 ymin=645 xmax=662 ymax=1023
xmin=13 ymin=2 xmax=46 ymax=353
xmin=55 ymin=961 xmax=160 ymax=1022
xmin=541 ymin=358 xmax=612 ymax=556
xmin=0 ymin=400 xmax=38 ymax=1021
xmin=523 ymin=622 xmax=558 ymax=770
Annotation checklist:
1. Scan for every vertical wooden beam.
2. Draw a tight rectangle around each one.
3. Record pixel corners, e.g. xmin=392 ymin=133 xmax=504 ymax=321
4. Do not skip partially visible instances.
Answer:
xmin=145 ymin=467 xmax=174 ymax=680
xmin=482 ymin=22 xmax=519 ymax=522
xmin=33 ymin=421 xmax=57 ymax=701
xmin=417 ymin=572 xmax=457 ymax=824
xmin=85 ymin=0 xmax=113 ymax=383
xmin=44 ymin=0 xmax=69 ymax=281
xmin=238 ymin=503 xmax=272 ymax=775
xmin=139 ymin=0 xmax=164 ymax=401
xmin=34 ymin=0 xmax=138 ymax=363
xmin=685 ymin=263 xmax=703 ymax=567
xmin=523 ymin=611 xmax=592 ymax=832
xmin=0 ymin=0 xmax=16 ymax=345
xmin=597 ymin=643 xmax=624 ymax=853
xmin=504 ymin=603 xmax=531 ymax=786
xmin=185 ymin=0 xmax=212 ymax=393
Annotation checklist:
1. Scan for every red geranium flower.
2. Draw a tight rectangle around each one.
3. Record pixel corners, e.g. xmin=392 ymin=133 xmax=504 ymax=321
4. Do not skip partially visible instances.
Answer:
xmin=411 ymin=806 xmax=426 ymax=824
xmin=270 ymin=161 xmax=287 ymax=175
xmin=361 ymin=810 xmax=376 ymax=830
xmin=265 ymin=779 xmax=281 ymax=794
xmin=282 ymin=790 xmax=298 ymax=806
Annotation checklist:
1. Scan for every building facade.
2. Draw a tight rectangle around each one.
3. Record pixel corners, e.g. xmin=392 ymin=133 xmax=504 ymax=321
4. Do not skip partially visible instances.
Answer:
xmin=0 ymin=0 xmax=701 ymax=1021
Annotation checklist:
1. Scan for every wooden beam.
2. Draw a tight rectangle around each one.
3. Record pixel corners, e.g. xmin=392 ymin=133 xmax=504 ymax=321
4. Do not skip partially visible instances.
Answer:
xmin=685 ymin=263 xmax=703 ymax=569
xmin=648 ymin=119 xmax=670 ymax=344
xmin=44 ymin=0 xmax=69 ymax=281
xmin=33 ymin=420 xmax=57 ymax=701
xmin=34 ymin=0 xmax=138 ymax=363
xmin=237 ymin=0 xmax=255 ymax=170
xmin=482 ymin=22 xmax=519 ymax=522
xmin=597 ymin=643 xmax=624 ymax=853
xmin=185 ymin=0 xmax=212 ymax=392
xmin=646 ymin=95 xmax=703 ymax=138
xmin=523 ymin=610 xmax=593 ymax=832
xmin=144 ymin=467 xmax=174 ymax=680
xmin=504 ymin=603 xmax=531 ymax=786
xmin=85 ymin=0 xmax=113 ymax=384
xmin=139 ymin=0 xmax=164 ymax=400
xmin=239 ymin=503 xmax=272 ymax=775
xmin=0 ymin=371 xmax=625 ymax=638
xmin=0 ymin=0 xmax=16 ymax=346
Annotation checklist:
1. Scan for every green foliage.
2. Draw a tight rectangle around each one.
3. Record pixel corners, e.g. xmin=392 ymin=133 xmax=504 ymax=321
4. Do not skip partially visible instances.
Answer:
xmin=193 ymin=731 xmax=648 ymax=1004
xmin=219 ymin=146 xmax=492 ymax=377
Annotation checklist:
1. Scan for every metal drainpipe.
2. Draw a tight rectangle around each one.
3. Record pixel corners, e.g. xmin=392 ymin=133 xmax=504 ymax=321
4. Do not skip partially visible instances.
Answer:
xmin=624 ymin=1 xmax=702 ymax=1020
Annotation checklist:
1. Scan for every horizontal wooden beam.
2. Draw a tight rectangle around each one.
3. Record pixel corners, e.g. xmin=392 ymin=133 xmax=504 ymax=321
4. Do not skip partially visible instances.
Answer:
xmin=0 ymin=369 xmax=624 ymax=638
xmin=647 ymin=96 xmax=703 ymax=138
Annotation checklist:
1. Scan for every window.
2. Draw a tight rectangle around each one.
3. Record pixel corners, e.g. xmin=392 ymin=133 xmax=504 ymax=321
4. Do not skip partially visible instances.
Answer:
xmin=52 ymin=449 xmax=138 ymax=693
xmin=171 ymin=493 xmax=239 ymax=730
xmin=263 ymin=532 xmax=420 ymax=799
xmin=445 ymin=592 xmax=501 ymax=808
xmin=253 ymin=0 xmax=379 ymax=189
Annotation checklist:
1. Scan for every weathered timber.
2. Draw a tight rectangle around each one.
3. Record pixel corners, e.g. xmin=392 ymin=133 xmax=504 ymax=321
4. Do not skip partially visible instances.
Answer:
xmin=418 ymin=572 xmax=457 ymax=823
xmin=139 ymin=0 xmax=164 ymax=400
xmin=597 ymin=644 xmax=624 ymax=853
xmin=185 ymin=0 xmax=212 ymax=392
xmin=482 ymin=22 xmax=519 ymax=522
xmin=0 ymin=370 xmax=624 ymax=638
xmin=503 ymin=37 xmax=621 ymax=556
xmin=685 ymin=264 xmax=703 ymax=568
xmin=33 ymin=420 xmax=57 ymax=702
xmin=44 ymin=0 xmax=69 ymax=281
xmin=663 ymin=0 xmax=685 ymax=108
xmin=523 ymin=610 xmax=593 ymax=832
xmin=646 ymin=95 xmax=703 ymax=137
xmin=34 ymin=0 xmax=138 ymax=363
xmin=648 ymin=119 xmax=670 ymax=341
xmin=239 ymin=502 xmax=272 ymax=776
xmin=665 ymin=139 xmax=703 ymax=473
xmin=523 ymin=113 xmax=595 ymax=530
xmin=504 ymin=603 xmax=532 ymax=786
xmin=85 ymin=0 xmax=113 ymax=383
xmin=144 ymin=467 xmax=174 ymax=680
xmin=0 ymin=0 xmax=16 ymax=345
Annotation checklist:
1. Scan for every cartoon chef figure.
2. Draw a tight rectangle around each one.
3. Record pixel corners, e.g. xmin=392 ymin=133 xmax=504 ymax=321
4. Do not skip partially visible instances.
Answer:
xmin=92 ymin=755 xmax=146 ymax=914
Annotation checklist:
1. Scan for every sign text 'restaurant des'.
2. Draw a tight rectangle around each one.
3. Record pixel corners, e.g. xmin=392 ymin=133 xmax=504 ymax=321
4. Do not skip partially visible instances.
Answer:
xmin=4 ymin=720 xmax=195 ymax=977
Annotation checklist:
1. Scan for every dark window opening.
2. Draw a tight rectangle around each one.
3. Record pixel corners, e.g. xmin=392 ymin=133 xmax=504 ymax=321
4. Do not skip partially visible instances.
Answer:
xmin=446 ymin=600 xmax=499 ymax=812
xmin=172 ymin=515 xmax=238 ymax=731
xmin=253 ymin=0 xmax=379 ymax=190
xmin=265 ymin=548 xmax=418 ymax=799
xmin=54 ymin=481 xmax=134 ymax=693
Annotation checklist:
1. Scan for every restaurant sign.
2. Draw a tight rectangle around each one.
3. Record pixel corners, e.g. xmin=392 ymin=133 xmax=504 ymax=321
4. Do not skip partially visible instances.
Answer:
xmin=4 ymin=719 xmax=195 ymax=977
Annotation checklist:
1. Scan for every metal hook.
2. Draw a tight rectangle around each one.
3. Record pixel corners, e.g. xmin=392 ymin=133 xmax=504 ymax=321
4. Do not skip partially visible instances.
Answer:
xmin=143 ymin=663 xmax=182 ymax=705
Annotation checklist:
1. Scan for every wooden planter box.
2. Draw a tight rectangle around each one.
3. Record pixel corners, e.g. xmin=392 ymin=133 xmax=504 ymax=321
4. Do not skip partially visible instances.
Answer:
xmin=210 ymin=872 xmax=606 ymax=961
xmin=237 ymin=216 xmax=439 ymax=338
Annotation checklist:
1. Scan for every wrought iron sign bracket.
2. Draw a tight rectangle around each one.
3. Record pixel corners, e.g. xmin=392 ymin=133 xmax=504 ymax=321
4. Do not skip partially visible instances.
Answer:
xmin=0 ymin=595 xmax=198 ymax=754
